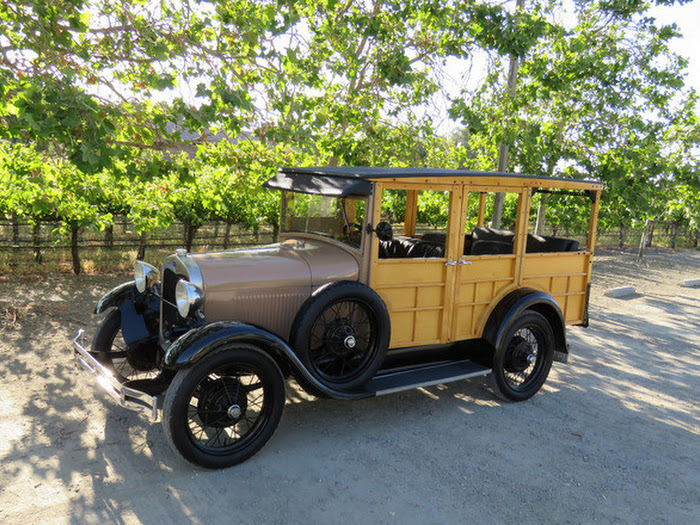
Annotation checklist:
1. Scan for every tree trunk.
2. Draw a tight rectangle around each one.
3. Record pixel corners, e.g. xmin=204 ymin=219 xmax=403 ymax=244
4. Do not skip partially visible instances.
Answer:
xmin=645 ymin=219 xmax=655 ymax=248
xmin=669 ymin=221 xmax=678 ymax=250
xmin=534 ymin=198 xmax=546 ymax=235
xmin=272 ymin=222 xmax=279 ymax=243
xmin=619 ymin=222 xmax=626 ymax=248
xmin=70 ymin=224 xmax=81 ymax=275
xmin=184 ymin=223 xmax=197 ymax=252
xmin=137 ymin=232 xmax=148 ymax=260
xmin=492 ymin=0 xmax=526 ymax=229
xmin=11 ymin=211 xmax=20 ymax=246
xmin=638 ymin=218 xmax=653 ymax=259
xmin=223 ymin=221 xmax=232 ymax=249
xmin=33 ymin=222 xmax=42 ymax=263
xmin=104 ymin=224 xmax=114 ymax=249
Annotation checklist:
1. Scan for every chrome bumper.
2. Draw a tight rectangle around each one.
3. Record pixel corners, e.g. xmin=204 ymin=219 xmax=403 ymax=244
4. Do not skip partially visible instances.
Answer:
xmin=72 ymin=330 xmax=161 ymax=422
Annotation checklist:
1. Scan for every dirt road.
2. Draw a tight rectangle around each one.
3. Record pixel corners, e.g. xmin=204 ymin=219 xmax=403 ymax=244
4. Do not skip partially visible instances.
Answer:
xmin=1 ymin=248 xmax=699 ymax=524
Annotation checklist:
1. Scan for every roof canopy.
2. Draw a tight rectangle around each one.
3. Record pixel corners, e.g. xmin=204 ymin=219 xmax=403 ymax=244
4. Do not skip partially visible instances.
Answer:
xmin=263 ymin=167 xmax=603 ymax=197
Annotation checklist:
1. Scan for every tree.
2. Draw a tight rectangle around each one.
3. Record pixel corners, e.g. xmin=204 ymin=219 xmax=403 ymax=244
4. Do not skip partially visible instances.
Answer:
xmin=0 ymin=143 xmax=109 ymax=272
xmin=449 ymin=0 xmax=698 ymax=246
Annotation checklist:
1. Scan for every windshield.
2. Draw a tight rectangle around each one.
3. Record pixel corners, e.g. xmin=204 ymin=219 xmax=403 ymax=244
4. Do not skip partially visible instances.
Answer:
xmin=280 ymin=192 xmax=366 ymax=249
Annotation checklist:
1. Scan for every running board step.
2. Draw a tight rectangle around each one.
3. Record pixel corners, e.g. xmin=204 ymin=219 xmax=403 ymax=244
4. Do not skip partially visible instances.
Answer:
xmin=363 ymin=359 xmax=491 ymax=396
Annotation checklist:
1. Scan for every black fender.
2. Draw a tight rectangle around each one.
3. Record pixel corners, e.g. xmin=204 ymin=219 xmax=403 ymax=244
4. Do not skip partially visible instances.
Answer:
xmin=163 ymin=321 xmax=372 ymax=400
xmin=95 ymin=281 xmax=160 ymax=345
xmin=482 ymin=288 xmax=568 ymax=363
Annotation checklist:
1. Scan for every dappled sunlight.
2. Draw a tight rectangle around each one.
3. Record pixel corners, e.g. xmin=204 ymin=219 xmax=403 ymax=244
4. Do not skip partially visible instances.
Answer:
xmin=1 ymin=249 xmax=699 ymax=523
xmin=560 ymin=282 xmax=700 ymax=442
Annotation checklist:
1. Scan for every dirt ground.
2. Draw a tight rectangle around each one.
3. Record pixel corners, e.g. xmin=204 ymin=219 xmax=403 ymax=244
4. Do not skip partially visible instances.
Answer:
xmin=1 ymin=247 xmax=699 ymax=525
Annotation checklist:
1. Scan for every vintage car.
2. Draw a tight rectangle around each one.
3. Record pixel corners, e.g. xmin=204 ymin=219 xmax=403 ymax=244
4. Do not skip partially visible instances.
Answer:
xmin=73 ymin=166 xmax=603 ymax=468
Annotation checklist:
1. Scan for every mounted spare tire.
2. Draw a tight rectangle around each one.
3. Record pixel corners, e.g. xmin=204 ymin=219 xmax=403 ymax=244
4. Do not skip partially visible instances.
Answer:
xmin=291 ymin=281 xmax=390 ymax=392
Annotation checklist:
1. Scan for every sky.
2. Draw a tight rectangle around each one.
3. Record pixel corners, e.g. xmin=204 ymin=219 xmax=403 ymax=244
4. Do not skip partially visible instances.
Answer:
xmin=651 ymin=0 xmax=700 ymax=93
xmin=434 ymin=1 xmax=700 ymax=134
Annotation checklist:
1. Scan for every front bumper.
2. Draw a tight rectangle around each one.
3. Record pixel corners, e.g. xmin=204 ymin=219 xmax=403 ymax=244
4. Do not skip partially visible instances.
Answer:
xmin=72 ymin=330 xmax=161 ymax=421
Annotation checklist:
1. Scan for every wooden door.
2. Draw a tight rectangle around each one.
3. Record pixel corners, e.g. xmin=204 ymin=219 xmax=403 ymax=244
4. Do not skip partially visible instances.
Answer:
xmin=449 ymin=187 xmax=528 ymax=342
xmin=369 ymin=183 xmax=463 ymax=349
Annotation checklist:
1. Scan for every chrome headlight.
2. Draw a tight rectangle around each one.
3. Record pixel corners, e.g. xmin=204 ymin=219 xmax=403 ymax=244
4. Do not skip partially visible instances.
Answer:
xmin=134 ymin=261 xmax=160 ymax=293
xmin=175 ymin=279 xmax=204 ymax=318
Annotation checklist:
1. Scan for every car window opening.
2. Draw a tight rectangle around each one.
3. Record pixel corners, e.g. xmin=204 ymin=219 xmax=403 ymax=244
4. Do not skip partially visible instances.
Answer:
xmin=280 ymin=191 xmax=366 ymax=249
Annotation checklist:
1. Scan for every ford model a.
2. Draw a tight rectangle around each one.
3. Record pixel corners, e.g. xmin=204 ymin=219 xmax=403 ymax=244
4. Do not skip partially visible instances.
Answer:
xmin=73 ymin=167 xmax=604 ymax=468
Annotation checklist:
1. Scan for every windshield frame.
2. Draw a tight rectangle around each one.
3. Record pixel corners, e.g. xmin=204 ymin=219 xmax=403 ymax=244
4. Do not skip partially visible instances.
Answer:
xmin=279 ymin=190 xmax=367 ymax=250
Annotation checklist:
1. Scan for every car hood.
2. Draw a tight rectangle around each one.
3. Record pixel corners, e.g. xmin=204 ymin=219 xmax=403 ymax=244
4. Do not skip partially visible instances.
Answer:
xmin=186 ymin=237 xmax=360 ymax=338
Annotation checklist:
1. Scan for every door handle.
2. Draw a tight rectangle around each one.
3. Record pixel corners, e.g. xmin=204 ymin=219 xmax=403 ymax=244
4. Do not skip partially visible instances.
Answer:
xmin=445 ymin=260 xmax=457 ymax=266
xmin=459 ymin=259 xmax=472 ymax=265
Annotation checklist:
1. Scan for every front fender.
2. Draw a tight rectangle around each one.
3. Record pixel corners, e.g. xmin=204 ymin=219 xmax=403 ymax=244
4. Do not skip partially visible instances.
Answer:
xmin=164 ymin=322 xmax=370 ymax=400
xmin=95 ymin=281 xmax=161 ymax=345
xmin=95 ymin=281 xmax=140 ymax=314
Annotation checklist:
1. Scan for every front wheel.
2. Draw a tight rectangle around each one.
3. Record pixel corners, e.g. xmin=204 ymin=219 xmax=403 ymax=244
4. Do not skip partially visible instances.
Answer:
xmin=490 ymin=311 xmax=555 ymax=401
xmin=162 ymin=344 xmax=285 ymax=469
xmin=91 ymin=309 xmax=159 ymax=382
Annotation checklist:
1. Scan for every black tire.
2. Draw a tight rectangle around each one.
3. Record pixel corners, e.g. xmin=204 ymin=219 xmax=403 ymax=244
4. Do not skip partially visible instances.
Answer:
xmin=291 ymin=282 xmax=390 ymax=392
xmin=162 ymin=344 xmax=285 ymax=469
xmin=490 ymin=311 xmax=555 ymax=402
xmin=91 ymin=309 xmax=158 ymax=382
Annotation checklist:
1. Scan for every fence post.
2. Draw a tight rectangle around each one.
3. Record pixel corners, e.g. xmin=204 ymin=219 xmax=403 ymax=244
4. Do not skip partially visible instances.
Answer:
xmin=33 ymin=222 xmax=42 ymax=263
xmin=11 ymin=211 xmax=20 ymax=247
xmin=71 ymin=224 xmax=82 ymax=274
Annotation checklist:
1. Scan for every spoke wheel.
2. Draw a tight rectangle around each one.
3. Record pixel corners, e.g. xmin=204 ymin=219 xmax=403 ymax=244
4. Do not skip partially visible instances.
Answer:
xmin=309 ymin=299 xmax=377 ymax=383
xmin=91 ymin=309 xmax=159 ymax=382
xmin=163 ymin=344 xmax=285 ymax=469
xmin=490 ymin=311 xmax=554 ymax=401
xmin=292 ymin=282 xmax=390 ymax=392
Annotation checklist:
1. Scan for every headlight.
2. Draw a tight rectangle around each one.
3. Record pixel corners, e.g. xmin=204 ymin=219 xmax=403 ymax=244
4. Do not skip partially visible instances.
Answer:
xmin=134 ymin=261 xmax=160 ymax=293
xmin=175 ymin=279 xmax=204 ymax=318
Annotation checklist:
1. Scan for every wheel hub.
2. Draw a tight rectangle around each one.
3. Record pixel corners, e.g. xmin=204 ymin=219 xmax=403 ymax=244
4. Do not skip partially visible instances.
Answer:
xmin=325 ymin=321 xmax=358 ymax=357
xmin=504 ymin=336 xmax=536 ymax=374
xmin=197 ymin=377 xmax=248 ymax=427
xmin=124 ymin=339 xmax=160 ymax=371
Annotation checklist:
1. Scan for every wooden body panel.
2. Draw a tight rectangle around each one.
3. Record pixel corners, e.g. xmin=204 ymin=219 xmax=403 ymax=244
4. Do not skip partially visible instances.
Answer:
xmin=521 ymin=252 xmax=591 ymax=323
xmin=365 ymin=175 xmax=602 ymax=349
xmin=372 ymin=259 xmax=448 ymax=347
xmin=451 ymin=256 xmax=518 ymax=341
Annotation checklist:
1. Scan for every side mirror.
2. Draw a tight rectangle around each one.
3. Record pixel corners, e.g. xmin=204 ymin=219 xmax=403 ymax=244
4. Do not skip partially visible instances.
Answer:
xmin=374 ymin=221 xmax=393 ymax=242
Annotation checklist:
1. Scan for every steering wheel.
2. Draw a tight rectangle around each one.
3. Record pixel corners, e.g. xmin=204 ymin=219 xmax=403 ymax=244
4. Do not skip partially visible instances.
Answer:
xmin=343 ymin=222 xmax=363 ymax=244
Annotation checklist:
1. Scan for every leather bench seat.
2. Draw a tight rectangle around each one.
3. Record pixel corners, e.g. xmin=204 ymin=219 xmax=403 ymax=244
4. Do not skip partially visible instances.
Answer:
xmin=378 ymin=227 xmax=579 ymax=259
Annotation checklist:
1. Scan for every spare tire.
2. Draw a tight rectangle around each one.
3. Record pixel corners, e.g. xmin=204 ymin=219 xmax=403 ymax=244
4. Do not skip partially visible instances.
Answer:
xmin=290 ymin=281 xmax=390 ymax=391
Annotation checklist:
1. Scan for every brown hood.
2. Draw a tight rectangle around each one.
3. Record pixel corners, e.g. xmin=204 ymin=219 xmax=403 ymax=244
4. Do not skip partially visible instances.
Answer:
xmin=187 ymin=237 xmax=359 ymax=339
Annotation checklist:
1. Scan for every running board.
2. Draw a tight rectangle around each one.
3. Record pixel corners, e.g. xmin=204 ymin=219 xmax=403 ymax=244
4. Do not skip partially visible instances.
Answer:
xmin=363 ymin=359 xmax=491 ymax=396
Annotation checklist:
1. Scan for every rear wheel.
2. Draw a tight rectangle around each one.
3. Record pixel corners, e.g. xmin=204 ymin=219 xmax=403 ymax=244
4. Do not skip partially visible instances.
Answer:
xmin=490 ymin=311 xmax=555 ymax=401
xmin=91 ymin=309 xmax=159 ymax=382
xmin=162 ymin=344 xmax=285 ymax=469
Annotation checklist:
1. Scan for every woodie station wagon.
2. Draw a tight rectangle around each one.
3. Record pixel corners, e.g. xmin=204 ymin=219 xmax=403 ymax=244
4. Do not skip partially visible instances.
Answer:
xmin=73 ymin=167 xmax=604 ymax=468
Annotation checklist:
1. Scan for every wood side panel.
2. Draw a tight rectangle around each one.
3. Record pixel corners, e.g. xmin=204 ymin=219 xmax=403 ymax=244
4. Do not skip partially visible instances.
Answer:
xmin=521 ymin=252 xmax=591 ymax=321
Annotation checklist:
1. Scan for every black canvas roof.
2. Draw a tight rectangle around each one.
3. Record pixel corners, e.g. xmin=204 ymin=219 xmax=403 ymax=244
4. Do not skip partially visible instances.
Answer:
xmin=263 ymin=166 xmax=602 ymax=197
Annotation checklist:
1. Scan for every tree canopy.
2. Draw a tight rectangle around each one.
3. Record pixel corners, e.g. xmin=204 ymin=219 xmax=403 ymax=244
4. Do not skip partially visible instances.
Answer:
xmin=1 ymin=0 xmax=698 ymax=271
